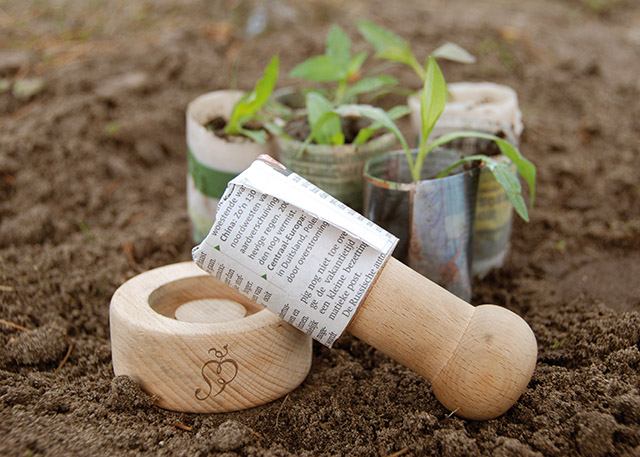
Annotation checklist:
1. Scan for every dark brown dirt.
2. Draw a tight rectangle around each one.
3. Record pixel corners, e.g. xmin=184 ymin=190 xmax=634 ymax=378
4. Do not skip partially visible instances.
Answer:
xmin=205 ymin=116 xmax=264 ymax=141
xmin=206 ymin=115 xmax=230 ymax=138
xmin=1 ymin=0 xmax=639 ymax=456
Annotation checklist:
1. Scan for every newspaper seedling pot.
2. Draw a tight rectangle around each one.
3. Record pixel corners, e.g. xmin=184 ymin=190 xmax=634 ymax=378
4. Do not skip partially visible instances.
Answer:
xmin=275 ymin=131 xmax=396 ymax=212
xmin=364 ymin=149 xmax=479 ymax=301
xmin=186 ymin=90 xmax=272 ymax=243
xmin=110 ymin=262 xmax=312 ymax=413
xmin=409 ymin=82 xmax=523 ymax=277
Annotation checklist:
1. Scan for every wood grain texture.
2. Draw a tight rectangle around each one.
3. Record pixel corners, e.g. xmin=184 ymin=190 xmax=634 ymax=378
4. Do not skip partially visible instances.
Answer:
xmin=174 ymin=298 xmax=246 ymax=323
xmin=110 ymin=262 xmax=312 ymax=413
xmin=349 ymin=257 xmax=537 ymax=420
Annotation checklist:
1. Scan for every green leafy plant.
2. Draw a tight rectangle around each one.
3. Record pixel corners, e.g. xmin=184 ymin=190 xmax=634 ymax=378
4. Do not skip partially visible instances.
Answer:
xmin=356 ymin=20 xmax=476 ymax=82
xmin=290 ymin=24 xmax=398 ymax=105
xmin=299 ymin=91 xmax=410 ymax=148
xmin=311 ymin=57 xmax=536 ymax=221
xmin=222 ymin=55 xmax=280 ymax=144
xmin=286 ymin=25 xmax=407 ymax=148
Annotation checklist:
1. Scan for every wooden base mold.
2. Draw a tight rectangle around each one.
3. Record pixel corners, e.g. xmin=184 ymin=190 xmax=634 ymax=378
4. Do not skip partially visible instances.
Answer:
xmin=109 ymin=262 xmax=312 ymax=413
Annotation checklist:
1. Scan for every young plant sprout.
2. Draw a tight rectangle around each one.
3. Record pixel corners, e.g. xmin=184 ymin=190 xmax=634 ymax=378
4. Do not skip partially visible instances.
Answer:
xmin=298 ymin=91 xmax=410 ymax=149
xmin=356 ymin=20 xmax=476 ymax=82
xmin=288 ymin=25 xmax=406 ymax=148
xmin=290 ymin=24 xmax=398 ymax=105
xmin=309 ymin=57 xmax=536 ymax=221
xmin=221 ymin=55 xmax=282 ymax=144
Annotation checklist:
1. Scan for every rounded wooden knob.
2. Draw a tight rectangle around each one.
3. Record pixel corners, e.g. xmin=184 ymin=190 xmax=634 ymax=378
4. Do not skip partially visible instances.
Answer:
xmin=110 ymin=262 xmax=312 ymax=413
xmin=430 ymin=305 xmax=537 ymax=420
xmin=350 ymin=258 xmax=537 ymax=420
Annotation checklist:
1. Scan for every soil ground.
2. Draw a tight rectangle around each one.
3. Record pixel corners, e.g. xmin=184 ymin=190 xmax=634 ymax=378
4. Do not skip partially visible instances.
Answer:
xmin=1 ymin=0 xmax=639 ymax=455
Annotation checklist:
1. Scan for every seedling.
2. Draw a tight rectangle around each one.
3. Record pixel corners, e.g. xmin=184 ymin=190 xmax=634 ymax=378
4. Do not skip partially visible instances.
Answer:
xmin=290 ymin=24 xmax=398 ymax=105
xmin=289 ymin=25 xmax=405 ymax=148
xmin=357 ymin=20 xmax=476 ymax=82
xmin=299 ymin=90 xmax=410 ymax=148
xmin=221 ymin=55 xmax=281 ymax=144
xmin=311 ymin=58 xmax=536 ymax=221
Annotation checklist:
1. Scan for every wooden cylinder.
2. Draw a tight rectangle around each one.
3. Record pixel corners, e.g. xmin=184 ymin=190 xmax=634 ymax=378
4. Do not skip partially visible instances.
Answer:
xmin=110 ymin=262 xmax=312 ymax=413
xmin=348 ymin=257 xmax=537 ymax=420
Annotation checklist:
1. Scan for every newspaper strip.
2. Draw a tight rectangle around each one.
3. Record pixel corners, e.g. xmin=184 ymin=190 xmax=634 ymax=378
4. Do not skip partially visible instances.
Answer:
xmin=192 ymin=155 xmax=398 ymax=347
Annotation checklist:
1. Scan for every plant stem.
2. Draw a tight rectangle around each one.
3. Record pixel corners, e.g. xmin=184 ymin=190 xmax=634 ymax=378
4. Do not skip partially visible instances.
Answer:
xmin=405 ymin=148 xmax=419 ymax=181
xmin=411 ymin=142 xmax=435 ymax=181
xmin=435 ymin=155 xmax=487 ymax=178
xmin=435 ymin=159 xmax=467 ymax=179
xmin=334 ymin=78 xmax=347 ymax=104
xmin=409 ymin=55 xmax=426 ymax=82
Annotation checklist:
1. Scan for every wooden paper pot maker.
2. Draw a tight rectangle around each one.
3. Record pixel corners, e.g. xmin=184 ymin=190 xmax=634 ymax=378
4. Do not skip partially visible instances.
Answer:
xmin=110 ymin=262 xmax=312 ymax=413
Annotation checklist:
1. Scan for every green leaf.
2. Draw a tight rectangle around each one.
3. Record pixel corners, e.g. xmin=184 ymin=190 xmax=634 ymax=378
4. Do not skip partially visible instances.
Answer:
xmin=330 ymin=132 xmax=345 ymax=145
xmin=326 ymin=25 xmax=351 ymax=70
xmin=306 ymin=92 xmax=342 ymax=145
xmin=290 ymin=55 xmax=346 ymax=82
xmin=353 ymin=105 xmax=410 ymax=145
xmin=385 ymin=104 xmax=412 ymax=119
xmin=418 ymin=57 xmax=447 ymax=153
xmin=429 ymin=131 xmax=536 ymax=207
xmin=484 ymin=159 xmax=529 ymax=222
xmin=236 ymin=127 xmax=267 ymax=144
xmin=262 ymin=120 xmax=291 ymax=141
xmin=245 ymin=55 xmax=279 ymax=111
xmin=343 ymin=75 xmax=397 ymax=102
xmin=356 ymin=20 xmax=423 ymax=79
xmin=335 ymin=104 xmax=412 ymax=170
xmin=428 ymin=129 xmax=536 ymax=221
xmin=298 ymin=110 xmax=341 ymax=156
xmin=347 ymin=52 xmax=368 ymax=77
xmin=494 ymin=138 xmax=536 ymax=207
xmin=225 ymin=55 xmax=279 ymax=137
xmin=435 ymin=154 xmax=528 ymax=221
xmin=352 ymin=129 xmax=373 ymax=146
xmin=356 ymin=20 xmax=411 ymax=62
xmin=432 ymin=42 xmax=476 ymax=64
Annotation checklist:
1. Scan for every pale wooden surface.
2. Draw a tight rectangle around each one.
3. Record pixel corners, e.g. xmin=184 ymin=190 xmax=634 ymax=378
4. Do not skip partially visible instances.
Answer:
xmin=110 ymin=262 xmax=312 ymax=413
xmin=349 ymin=257 xmax=538 ymax=420
xmin=111 ymin=258 xmax=537 ymax=419
xmin=174 ymin=298 xmax=247 ymax=323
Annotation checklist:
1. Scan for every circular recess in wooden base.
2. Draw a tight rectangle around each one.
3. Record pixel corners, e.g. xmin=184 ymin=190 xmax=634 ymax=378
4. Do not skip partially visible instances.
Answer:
xmin=109 ymin=262 xmax=312 ymax=413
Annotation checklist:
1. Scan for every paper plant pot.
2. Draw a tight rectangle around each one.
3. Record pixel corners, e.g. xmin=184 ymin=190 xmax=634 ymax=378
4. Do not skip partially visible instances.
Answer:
xmin=408 ymin=82 xmax=523 ymax=146
xmin=186 ymin=90 xmax=272 ymax=243
xmin=275 ymin=132 xmax=397 ymax=213
xmin=364 ymin=149 xmax=479 ymax=301
xmin=409 ymin=82 xmax=522 ymax=277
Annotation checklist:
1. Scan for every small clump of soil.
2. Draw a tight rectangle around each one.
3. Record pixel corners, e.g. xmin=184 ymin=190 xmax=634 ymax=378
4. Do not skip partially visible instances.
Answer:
xmin=204 ymin=116 xmax=228 ymax=137
xmin=106 ymin=375 xmax=157 ymax=412
xmin=1 ymin=320 xmax=68 ymax=367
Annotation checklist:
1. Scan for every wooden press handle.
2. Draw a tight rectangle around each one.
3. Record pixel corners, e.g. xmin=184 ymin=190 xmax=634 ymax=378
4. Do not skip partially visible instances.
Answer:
xmin=348 ymin=258 xmax=537 ymax=420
